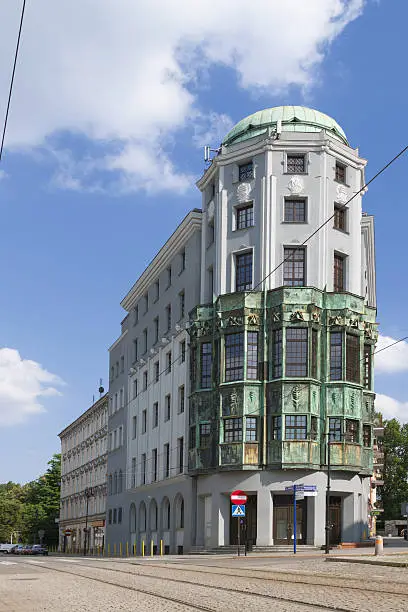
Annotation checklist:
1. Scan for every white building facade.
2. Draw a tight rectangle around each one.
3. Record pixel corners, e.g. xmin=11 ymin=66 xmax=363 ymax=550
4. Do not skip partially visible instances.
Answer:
xmin=106 ymin=106 xmax=377 ymax=552
xmin=59 ymin=394 xmax=108 ymax=552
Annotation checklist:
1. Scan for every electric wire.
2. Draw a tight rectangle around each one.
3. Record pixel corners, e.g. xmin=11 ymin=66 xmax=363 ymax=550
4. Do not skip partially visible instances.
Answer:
xmin=0 ymin=0 xmax=27 ymax=163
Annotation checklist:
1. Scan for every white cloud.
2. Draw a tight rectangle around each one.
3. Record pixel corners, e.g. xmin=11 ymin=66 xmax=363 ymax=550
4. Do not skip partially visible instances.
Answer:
xmin=0 ymin=0 xmax=364 ymax=193
xmin=375 ymin=393 xmax=408 ymax=422
xmin=375 ymin=334 xmax=408 ymax=374
xmin=0 ymin=348 xmax=64 ymax=426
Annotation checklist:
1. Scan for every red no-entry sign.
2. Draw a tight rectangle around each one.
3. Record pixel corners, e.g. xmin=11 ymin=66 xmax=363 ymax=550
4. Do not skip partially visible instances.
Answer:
xmin=230 ymin=490 xmax=247 ymax=504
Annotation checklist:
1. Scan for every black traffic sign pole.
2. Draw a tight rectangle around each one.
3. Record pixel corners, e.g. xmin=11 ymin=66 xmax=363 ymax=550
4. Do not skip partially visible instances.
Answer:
xmin=237 ymin=516 xmax=240 ymax=556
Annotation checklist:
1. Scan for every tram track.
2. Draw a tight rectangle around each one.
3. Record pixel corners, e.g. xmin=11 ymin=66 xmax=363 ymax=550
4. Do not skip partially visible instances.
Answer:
xmin=19 ymin=557 xmax=407 ymax=611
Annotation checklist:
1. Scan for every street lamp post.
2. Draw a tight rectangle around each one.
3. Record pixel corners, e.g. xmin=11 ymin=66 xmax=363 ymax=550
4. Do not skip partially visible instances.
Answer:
xmin=325 ymin=435 xmax=332 ymax=555
xmin=83 ymin=487 xmax=94 ymax=556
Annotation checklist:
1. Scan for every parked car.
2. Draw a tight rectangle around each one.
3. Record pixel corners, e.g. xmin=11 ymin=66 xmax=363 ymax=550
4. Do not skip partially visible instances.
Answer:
xmin=31 ymin=545 xmax=48 ymax=556
xmin=0 ymin=543 xmax=17 ymax=554
xmin=11 ymin=545 xmax=25 ymax=555
xmin=22 ymin=545 xmax=33 ymax=555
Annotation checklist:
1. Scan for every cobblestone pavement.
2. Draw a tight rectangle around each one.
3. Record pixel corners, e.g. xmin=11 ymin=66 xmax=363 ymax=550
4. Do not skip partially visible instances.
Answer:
xmin=1 ymin=555 xmax=407 ymax=611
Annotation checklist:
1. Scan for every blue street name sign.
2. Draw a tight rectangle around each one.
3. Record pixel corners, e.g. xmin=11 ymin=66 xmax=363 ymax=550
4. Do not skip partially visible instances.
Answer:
xmin=231 ymin=504 xmax=246 ymax=517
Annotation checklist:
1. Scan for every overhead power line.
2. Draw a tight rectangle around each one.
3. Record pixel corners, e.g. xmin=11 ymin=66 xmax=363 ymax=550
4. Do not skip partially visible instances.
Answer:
xmin=0 ymin=0 xmax=27 ymax=163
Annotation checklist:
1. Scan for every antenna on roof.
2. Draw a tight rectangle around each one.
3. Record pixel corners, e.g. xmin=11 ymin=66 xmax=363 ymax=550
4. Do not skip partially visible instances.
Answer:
xmin=204 ymin=145 xmax=221 ymax=164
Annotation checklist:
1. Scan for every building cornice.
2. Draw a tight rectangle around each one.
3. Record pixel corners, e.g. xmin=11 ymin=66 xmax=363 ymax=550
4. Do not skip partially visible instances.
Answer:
xmin=120 ymin=210 xmax=202 ymax=312
xmin=58 ymin=394 xmax=108 ymax=439
xmin=108 ymin=329 xmax=128 ymax=352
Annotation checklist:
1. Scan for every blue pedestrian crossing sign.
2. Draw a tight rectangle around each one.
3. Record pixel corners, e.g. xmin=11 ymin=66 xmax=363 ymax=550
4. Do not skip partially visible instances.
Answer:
xmin=232 ymin=504 xmax=246 ymax=517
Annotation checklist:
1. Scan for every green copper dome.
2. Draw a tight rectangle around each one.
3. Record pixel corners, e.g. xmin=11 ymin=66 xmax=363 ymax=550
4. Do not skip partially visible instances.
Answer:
xmin=223 ymin=106 xmax=348 ymax=146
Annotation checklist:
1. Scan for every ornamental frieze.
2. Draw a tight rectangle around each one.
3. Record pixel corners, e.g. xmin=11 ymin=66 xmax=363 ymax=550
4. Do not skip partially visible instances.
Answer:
xmin=247 ymin=313 xmax=260 ymax=326
xmin=290 ymin=310 xmax=305 ymax=322
xmin=328 ymin=315 xmax=344 ymax=326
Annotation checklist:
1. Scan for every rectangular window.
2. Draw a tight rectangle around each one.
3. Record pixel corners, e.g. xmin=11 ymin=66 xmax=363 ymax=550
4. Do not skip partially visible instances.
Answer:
xmin=236 ymin=204 xmax=254 ymax=229
xmin=177 ymin=437 xmax=184 ymax=473
xmin=154 ymin=361 xmax=159 ymax=382
xmin=132 ymin=379 xmax=138 ymax=399
xmin=285 ymin=415 xmax=307 ymax=440
xmin=144 ymin=293 xmax=148 ymax=314
xmin=179 ymin=291 xmax=185 ymax=319
xmin=245 ymin=417 xmax=258 ymax=442
xmin=165 ymin=394 xmax=171 ymax=421
xmin=239 ymin=161 xmax=253 ymax=181
xmin=334 ymin=204 xmax=347 ymax=231
xmin=284 ymin=198 xmax=306 ymax=223
xmin=236 ymin=252 xmax=253 ymax=291
xmin=164 ymin=443 xmax=170 ymax=478
xmin=346 ymin=334 xmax=360 ymax=383
xmin=272 ymin=416 xmax=282 ymax=440
xmin=180 ymin=340 xmax=186 ymax=364
xmin=345 ymin=418 xmax=359 ymax=443
xmin=364 ymin=344 xmax=372 ymax=389
xmin=141 ymin=410 xmax=147 ymax=434
xmin=335 ymin=161 xmax=346 ymax=184
xmin=153 ymin=402 xmax=158 ymax=428
xmin=363 ymin=424 xmax=371 ymax=447
xmin=152 ymin=448 xmax=158 ymax=481
xmin=191 ymin=346 xmax=197 ymax=384
xmin=334 ymin=252 xmax=345 ymax=292
xmin=311 ymin=329 xmax=318 ymax=378
xmin=118 ymin=507 xmax=122 ymax=524
xmin=200 ymin=342 xmax=212 ymax=388
xmin=189 ymin=425 xmax=196 ymax=449
xmin=178 ymin=385 xmax=185 ymax=414
xmin=283 ymin=247 xmax=306 ymax=286
xmin=311 ymin=416 xmax=318 ymax=441
xmin=329 ymin=417 xmax=342 ymax=442
xmin=108 ymin=509 xmax=112 ymax=525
xmin=180 ymin=249 xmax=186 ymax=272
xmin=272 ymin=329 xmax=283 ymax=378
xmin=142 ymin=453 xmax=146 ymax=485
xmin=286 ymin=328 xmax=308 ymax=377
xmin=224 ymin=417 xmax=243 ymax=442
xmin=208 ymin=266 xmax=214 ymax=299
xmin=166 ymin=305 xmax=171 ymax=331
xmin=132 ymin=416 xmax=137 ymax=439
xmin=166 ymin=351 xmax=172 ymax=374
xmin=154 ymin=280 xmax=159 ymax=302
xmin=131 ymin=457 xmax=136 ymax=487
xmin=133 ymin=305 xmax=139 ymax=326
xmin=113 ymin=508 xmax=117 ymax=524
xmin=119 ymin=388 xmax=124 ymax=408
xmin=120 ymin=356 xmax=124 ymax=373
xmin=143 ymin=371 xmax=148 ymax=390
xmin=330 ymin=331 xmax=343 ymax=380
xmin=225 ymin=332 xmax=244 ymax=382
xmin=143 ymin=328 xmax=148 ymax=353
xmin=166 ymin=266 xmax=172 ymax=288
xmin=133 ymin=339 xmax=138 ymax=363
xmin=199 ymin=423 xmax=211 ymax=448
xmin=287 ymin=154 xmax=305 ymax=174
xmin=247 ymin=331 xmax=259 ymax=380
xmin=154 ymin=317 xmax=159 ymax=343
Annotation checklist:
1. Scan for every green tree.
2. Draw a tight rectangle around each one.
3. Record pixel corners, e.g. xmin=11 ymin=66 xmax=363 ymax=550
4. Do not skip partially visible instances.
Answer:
xmin=382 ymin=419 xmax=408 ymax=519
xmin=0 ymin=483 xmax=24 ymax=542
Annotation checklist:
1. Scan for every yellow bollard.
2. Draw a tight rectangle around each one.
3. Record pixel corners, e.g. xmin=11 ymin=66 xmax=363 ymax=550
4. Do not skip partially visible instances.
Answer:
xmin=126 ymin=542 xmax=129 ymax=557
xmin=160 ymin=540 xmax=163 ymax=556
xmin=119 ymin=542 xmax=122 ymax=557
xmin=142 ymin=540 xmax=145 ymax=557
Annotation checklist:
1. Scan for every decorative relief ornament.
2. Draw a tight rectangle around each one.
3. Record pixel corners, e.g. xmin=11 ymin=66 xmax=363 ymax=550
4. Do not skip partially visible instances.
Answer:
xmin=247 ymin=313 xmax=259 ymax=325
xmin=336 ymin=184 xmax=348 ymax=204
xmin=287 ymin=175 xmax=304 ymax=195
xmin=292 ymin=385 xmax=300 ymax=409
xmin=236 ymin=182 xmax=252 ymax=203
xmin=312 ymin=310 xmax=321 ymax=323
xmin=348 ymin=317 xmax=359 ymax=328
xmin=329 ymin=315 xmax=343 ymax=326
xmin=227 ymin=315 xmax=243 ymax=327
xmin=271 ymin=311 xmax=280 ymax=322
xmin=290 ymin=310 xmax=305 ymax=322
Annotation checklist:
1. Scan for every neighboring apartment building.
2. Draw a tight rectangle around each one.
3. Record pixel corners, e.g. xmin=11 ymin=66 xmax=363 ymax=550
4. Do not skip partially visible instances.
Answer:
xmin=59 ymin=393 xmax=108 ymax=552
xmin=106 ymin=105 xmax=377 ymax=552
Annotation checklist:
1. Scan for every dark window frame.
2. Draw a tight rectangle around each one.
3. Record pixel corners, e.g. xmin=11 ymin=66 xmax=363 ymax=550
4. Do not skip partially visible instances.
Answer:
xmin=334 ymin=204 xmax=347 ymax=232
xmin=272 ymin=415 xmax=282 ymax=440
xmin=283 ymin=247 xmax=306 ymax=287
xmin=236 ymin=203 xmax=254 ymax=229
xmin=235 ymin=251 xmax=253 ymax=292
xmin=285 ymin=415 xmax=307 ymax=440
xmin=335 ymin=161 xmax=346 ymax=184
xmin=330 ymin=331 xmax=343 ymax=381
xmin=247 ymin=331 xmax=259 ymax=380
xmin=225 ymin=332 xmax=244 ymax=382
xmin=199 ymin=423 xmax=211 ymax=448
xmin=224 ymin=417 xmax=243 ymax=443
xmin=284 ymin=198 xmax=307 ymax=223
xmin=287 ymin=153 xmax=306 ymax=174
xmin=311 ymin=329 xmax=318 ymax=378
xmin=364 ymin=344 xmax=372 ymax=389
xmin=334 ymin=252 xmax=346 ymax=292
xmin=272 ymin=329 xmax=283 ymax=378
xmin=345 ymin=418 xmax=359 ymax=443
xmin=363 ymin=424 xmax=371 ymax=447
xmin=286 ymin=328 xmax=308 ymax=377
xmin=346 ymin=333 xmax=360 ymax=384
xmin=245 ymin=417 xmax=258 ymax=442
xmin=329 ymin=417 xmax=342 ymax=442
xmin=239 ymin=161 xmax=253 ymax=182
xmin=153 ymin=402 xmax=159 ymax=428
xmin=200 ymin=342 xmax=212 ymax=389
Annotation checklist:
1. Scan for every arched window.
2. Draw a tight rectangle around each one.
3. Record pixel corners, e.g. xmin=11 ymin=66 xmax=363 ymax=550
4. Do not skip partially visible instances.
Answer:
xmin=139 ymin=501 xmax=147 ymax=532
xmin=150 ymin=499 xmax=158 ymax=531
xmin=162 ymin=497 xmax=170 ymax=530
xmin=130 ymin=504 xmax=137 ymax=533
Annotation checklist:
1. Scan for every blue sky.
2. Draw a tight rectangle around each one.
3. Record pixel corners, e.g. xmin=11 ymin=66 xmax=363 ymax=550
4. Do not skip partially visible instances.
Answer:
xmin=0 ymin=0 xmax=407 ymax=483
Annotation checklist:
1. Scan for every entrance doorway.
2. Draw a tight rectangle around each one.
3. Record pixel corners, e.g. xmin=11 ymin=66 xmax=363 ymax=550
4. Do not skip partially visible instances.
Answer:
xmin=230 ymin=495 xmax=257 ymax=546
xmin=273 ymin=495 xmax=306 ymax=545
xmin=329 ymin=496 xmax=342 ymax=545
